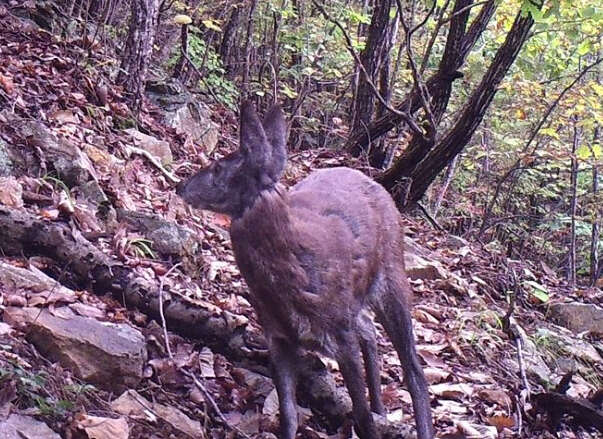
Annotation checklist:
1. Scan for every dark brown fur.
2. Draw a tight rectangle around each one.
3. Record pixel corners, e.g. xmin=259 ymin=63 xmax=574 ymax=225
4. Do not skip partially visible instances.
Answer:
xmin=177 ymin=102 xmax=434 ymax=439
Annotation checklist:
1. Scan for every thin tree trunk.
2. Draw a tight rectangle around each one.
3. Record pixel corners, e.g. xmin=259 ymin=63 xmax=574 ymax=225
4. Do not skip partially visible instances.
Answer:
xmin=172 ymin=23 xmax=190 ymax=80
xmin=349 ymin=0 xmax=393 ymax=151
xmin=568 ymin=119 xmax=580 ymax=288
xmin=220 ymin=5 xmax=241 ymax=79
xmin=117 ymin=0 xmax=160 ymax=113
xmin=432 ymin=154 xmax=459 ymax=218
xmin=241 ymin=0 xmax=258 ymax=98
xmin=590 ymin=126 xmax=600 ymax=285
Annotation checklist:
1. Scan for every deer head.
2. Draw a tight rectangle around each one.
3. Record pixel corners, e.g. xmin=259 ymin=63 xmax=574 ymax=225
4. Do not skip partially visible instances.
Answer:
xmin=176 ymin=101 xmax=287 ymax=217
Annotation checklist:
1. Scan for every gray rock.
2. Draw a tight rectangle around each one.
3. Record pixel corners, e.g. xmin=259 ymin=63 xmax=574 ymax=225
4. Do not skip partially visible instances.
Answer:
xmin=146 ymin=80 xmax=219 ymax=151
xmin=15 ymin=121 xmax=95 ymax=187
xmin=3 ymin=307 xmax=147 ymax=393
xmin=446 ymin=235 xmax=470 ymax=250
xmin=125 ymin=128 xmax=173 ymax=165
xmin=0 ymin=414 xmax=61 ymax=439
xmin=549 ymin=302 xmax=603 ymax=335
xmin=117 ymin=209 xmax=197 ymax=257
xmin=535 ymin=328 xmax=602 ymax=370
xmin=404 ymin=252 xmax=447 ymax=281
xmin=75 ymin=180 xmax=109 ymax=207
xmin=0 ymin=137 xmax=29 ymax=177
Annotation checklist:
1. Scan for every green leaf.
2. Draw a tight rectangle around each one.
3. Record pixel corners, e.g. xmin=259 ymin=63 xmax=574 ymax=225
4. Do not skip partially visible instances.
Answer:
xmin=523 ymin=280 xmax=549 ymax=303
xmin=576 ymin=40 xmax=591 ymax=56
xmin=539 ymin=127 xmax=560 ymax=140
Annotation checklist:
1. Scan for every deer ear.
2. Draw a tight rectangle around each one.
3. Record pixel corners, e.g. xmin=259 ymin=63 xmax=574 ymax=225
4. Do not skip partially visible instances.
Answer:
xmin=239 ymin=100 xmax=270 ymax=166
xmin=262 ymin=105 xmax=287 ymax=180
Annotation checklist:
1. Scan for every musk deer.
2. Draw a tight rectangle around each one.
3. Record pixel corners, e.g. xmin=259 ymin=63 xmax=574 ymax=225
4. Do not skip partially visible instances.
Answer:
xmin=176 ymin=102 xmax=434 ymax=439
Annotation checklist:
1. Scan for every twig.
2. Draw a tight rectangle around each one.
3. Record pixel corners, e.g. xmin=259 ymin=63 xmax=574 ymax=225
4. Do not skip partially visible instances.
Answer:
xmin=157 ymin=262 xmax=181 ymax=360
xmin=125 ymin=145 xmax=180 ymax=185
xmin=439 ymin=0 xmax=491 ymax=27
xmin=417 ymin=202 xmax=444 ymax=231
xmin=181 ymin=365 xmax=252 ymax=439
xmin=311 ymin=0 xmax=425 ymax=139
xmin=395 ymin=0 xmax=436 ymax=132
xmin=155 ymin=263 xmax=250 ymax=438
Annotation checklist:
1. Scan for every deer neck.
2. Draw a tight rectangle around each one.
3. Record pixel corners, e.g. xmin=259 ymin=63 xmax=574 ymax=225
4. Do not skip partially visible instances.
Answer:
xmin=230 ymin=184 xmax=296 ymax=258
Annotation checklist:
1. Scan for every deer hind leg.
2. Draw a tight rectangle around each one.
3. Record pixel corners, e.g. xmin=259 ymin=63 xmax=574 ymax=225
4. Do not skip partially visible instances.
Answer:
xmin=268 ymin=337 xmax=299 ymax=439
xmin=357 ymin=311 xmax=385 ymax=415
xmin=373 ymin=271 xmax=434 ymax=439
xmin=334 ymin=327 xmax=381 ymax=439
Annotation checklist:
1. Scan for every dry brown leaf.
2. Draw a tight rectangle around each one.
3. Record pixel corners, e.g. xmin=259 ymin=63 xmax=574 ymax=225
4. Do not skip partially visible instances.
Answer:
xmin=486 ymin=414 xmax=515 ymax=432
xmin=0 ymin=73 xmax=14 ymax=94
xmin=262 ymin=388 xmax=279 ymax=416
xmin=478 ymin=388 xmax=512 ymax=407
xmin=75 ymin=414 xmax=129 ymax=439
xmin=49 ymin=110 xmax=79 ymax=124
xmin=198 ymin=347 xmax=216 ymax=378
xmin=424 ymin=367 xmax=451 ymax=384
xmin=431 ymin=382 xmax=474 ymax=399
xmin=456 ymin=420 xmax=498 ymax=439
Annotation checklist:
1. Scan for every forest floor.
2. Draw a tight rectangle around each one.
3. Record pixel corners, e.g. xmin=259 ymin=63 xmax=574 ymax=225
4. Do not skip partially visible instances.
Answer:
xmin=0 ymin=7 xmax=601 ymax=439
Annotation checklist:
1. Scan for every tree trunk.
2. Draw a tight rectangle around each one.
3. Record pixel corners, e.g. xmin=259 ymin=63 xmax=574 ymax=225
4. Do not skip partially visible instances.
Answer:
xmin=432 ymin=154 xmax=459 ymax=218
xmin=378 ymin=4 xmax=539 ymax=206
xmin=241 ymin=0 xmax=258 ymax=98
xmin=171 ymin=23 xmax=190 ymax=81
xmin=346 ymin=0 xmax=497 ymax=154
xmin=568 ymin=119 xmax=579 ymax=288
xmin=117 ymin=0 xmax=160 ymax=113
xmin=349 ymin=0 xmax=392 ymax=155
xmin=590 ymin=126 xmax=600 ymax=285
xmin=220 ymin=5 xmax=241 ymax=79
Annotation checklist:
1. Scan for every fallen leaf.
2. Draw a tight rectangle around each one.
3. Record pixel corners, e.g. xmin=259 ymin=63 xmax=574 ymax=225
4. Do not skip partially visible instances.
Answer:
xmin=75 ymin=414 xmax=129 ymax=439
xmin=0 ymin=73 xmax=14 ymax=94
xmin=478 ymin=388 xmax=511 ymax=407
xmin=431 ymin=382 xmax=474 ymax=399
xmin=424 ymin=367 xmax=451 ymax=384
xmin=487 ymin=414 xmax=515 ymax=431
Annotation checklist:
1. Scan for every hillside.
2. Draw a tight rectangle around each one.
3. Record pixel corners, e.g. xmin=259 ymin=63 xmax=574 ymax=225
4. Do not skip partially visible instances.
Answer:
xmin=0 ymin=4 xmax=601 ymax=439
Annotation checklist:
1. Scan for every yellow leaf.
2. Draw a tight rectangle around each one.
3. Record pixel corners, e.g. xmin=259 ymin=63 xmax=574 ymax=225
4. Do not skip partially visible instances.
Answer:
xmin=174 ymin=14 xmax=192 ymax=25
xmin=515 ymin=108 xmax=527 ymax=120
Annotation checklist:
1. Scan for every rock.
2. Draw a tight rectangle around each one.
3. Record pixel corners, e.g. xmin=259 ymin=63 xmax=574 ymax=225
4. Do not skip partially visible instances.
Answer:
xmin=0 ymin=138 xmax=27 ymax=177
xmin=0 ymin=177 xmax=23 ymax=208
xmin=0 ymin=414 xmax=61 ymax=439
xmin=146 ymin=80 xmax=219 ymax=151
xmin=535 ymin=328 xmax=602 ymax=370
xmin=74 ymin=180 xmax=109 ymax=208
xmin=15 ymin=121 xmax=96 ymax=187
xmin=3 ymin=307 xmax=147 ymax=393
xmin=507 ymin=323 xmax=552 ymax=385
xmin=117 ymin=209 xmax=197 ymax=257
xmin=445 ymin=235 xmax=470 ymax=249
xmin=125 ymin=128 xmax=173 ymax=165
xmin=549 ymin=302 xmax=603 ymax=335
xmin=0 ymin=261 xmax=76 ymax=301
xmin=112 ymin=390 xmax=203 ymax=437
xmin=404 ymin=252 xmax=447 ymax=281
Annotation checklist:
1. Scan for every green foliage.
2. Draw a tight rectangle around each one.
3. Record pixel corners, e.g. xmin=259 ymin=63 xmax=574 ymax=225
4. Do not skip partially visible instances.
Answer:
xmin=169 ymin=30 xmax=238 ymax=109
xmin=0 ymin=366 xmax=93 ymax=418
